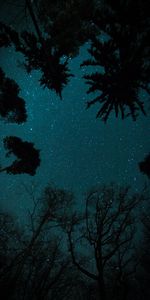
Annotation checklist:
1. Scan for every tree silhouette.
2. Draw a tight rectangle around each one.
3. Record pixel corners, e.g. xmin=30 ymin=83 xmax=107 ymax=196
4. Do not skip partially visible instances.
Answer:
xmin=0 ymin=136 xmax=40 ymax=175
xmin=0 ymin=21 xmax=73 ymax=98
xmin=0 ymin=212 xmax=25 ymax=300
xmin=0 ymin=0 xmax=149 ymax=111
xmin=36 ymin=0 xmax=98 ymax=56
xmin=81 ymin=37 xmax=148 ymax=122
xmin=136 ymin=203 xmax=150 ymax=300
xmin=0 ymin=22 xmax=41 ymax=176
xmin=139 ymin=153 xmax=150 ymax=179
xmin=81 ymin=0 xmax=150 ymax=121
xmin=0 ymin=67 xmax=27 ymax=123
xmin=0 ymin=185 xmax=75 ymax=300
xmin=63 ymin=184 xmax=146 ymax=300
xmin=0 ymin=183 xmax=149 ymax=299
xmin=19 ymin=31 xmax=74 ymax=98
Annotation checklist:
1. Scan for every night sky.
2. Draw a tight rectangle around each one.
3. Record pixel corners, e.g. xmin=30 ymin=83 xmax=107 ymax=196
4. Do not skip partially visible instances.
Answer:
xmin=0 ymin=1 xmax=150 ymax=223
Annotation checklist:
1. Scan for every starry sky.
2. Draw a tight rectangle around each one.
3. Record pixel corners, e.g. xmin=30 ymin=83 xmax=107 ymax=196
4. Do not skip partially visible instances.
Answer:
xmin=0 ymin=0 xmax=150 ymax=223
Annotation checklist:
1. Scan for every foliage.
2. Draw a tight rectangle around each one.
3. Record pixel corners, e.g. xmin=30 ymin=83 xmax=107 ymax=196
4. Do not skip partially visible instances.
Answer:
xmin=139 ymin=153 xmax=150 ymax=179
xmin=0 ymin=23 xmax=41 ymax=176
xmin=0 ymin=22 xmax=73 ymax=98
xmin=81 ymin=0 xmax=150 ymax=121
xmin=0 ymin=67 xmax=27 ymax=124
xmin=0 ymin=136 xmax=40 ymax=175
xmin=36 ymin=0 xmax=98 ymax=56
xmin=0 ymin=0 xmax=149 ymax=116
xmin=81 ymin=36 xmax=148 ymax=122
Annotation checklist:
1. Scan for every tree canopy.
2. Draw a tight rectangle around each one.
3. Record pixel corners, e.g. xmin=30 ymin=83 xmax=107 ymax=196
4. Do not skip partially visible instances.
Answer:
xmin=0 ymin=67 xmax=27 ymax=124
xmin=139 ymin=153 xmax=150 ymax=179
xmin=0 ymin=136 xmax=40 ymax=175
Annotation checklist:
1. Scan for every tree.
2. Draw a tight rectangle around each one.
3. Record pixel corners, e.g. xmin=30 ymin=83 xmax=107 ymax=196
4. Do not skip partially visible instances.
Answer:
xmin=81 ymin=0 xmax=150 ymax=121
xmin=81 ymin=36 xmax=147 ymax=122
xmin=135 ymin=202 xmax=150 ymax=300
xmin=0 ymin=136 xmax=40 ymax=175
xmin=63 ymin=184 xmax=147 ymax=300
xmin=1 ymin=0 xmax=149 ymax=111
xmin=0 ymin=182 xmax=149 ymax=299
xmin=0 ymin=67 xmax=27 ymax=123
xmin=0 ymin=21 xmax=74 ymax=98
xmin=0 ymin=212 xmax=25 ymax=300
xmin=139 ymin=153 xmax=150 ymax=179
xmin=0 ymin=25 xmax=41 ymax=175
xmin=36 ymin=0 xmax=98 ymax=56
xmin=0 ymin=213 xmax=88 ymax=300
xmin=0 ymin=184 xmax=74 ymax=299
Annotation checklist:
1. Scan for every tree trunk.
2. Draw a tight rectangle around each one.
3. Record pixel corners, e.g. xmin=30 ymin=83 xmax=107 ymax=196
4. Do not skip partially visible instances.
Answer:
xmin=98 ymin=275 xmax=107 ymax=300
